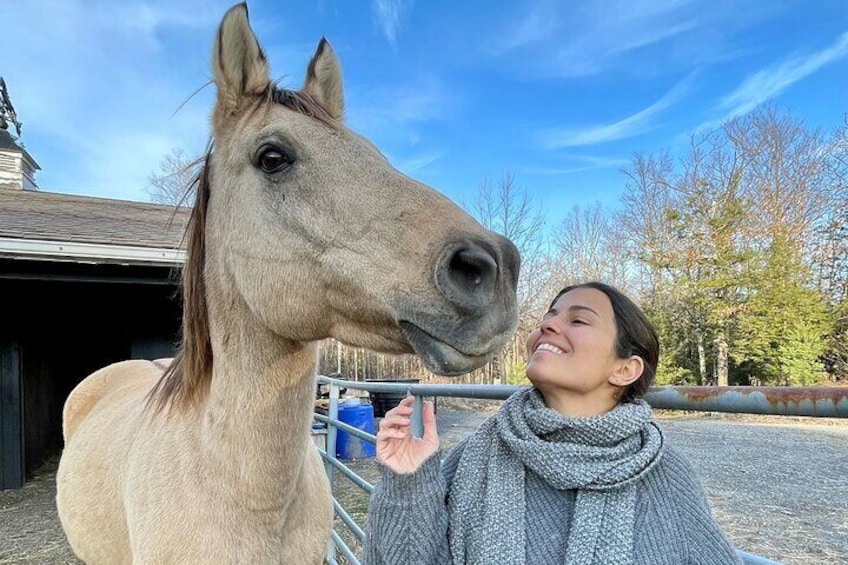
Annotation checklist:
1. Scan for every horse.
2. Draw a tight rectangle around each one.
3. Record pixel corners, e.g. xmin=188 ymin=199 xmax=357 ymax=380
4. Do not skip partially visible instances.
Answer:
xmin=55 ymin=3 xmax=519 ymax=563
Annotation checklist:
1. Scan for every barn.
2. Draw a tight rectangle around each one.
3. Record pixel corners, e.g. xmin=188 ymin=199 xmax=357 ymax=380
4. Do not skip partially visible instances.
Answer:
xmin=0 ymin=128 xmax=188 ymax=489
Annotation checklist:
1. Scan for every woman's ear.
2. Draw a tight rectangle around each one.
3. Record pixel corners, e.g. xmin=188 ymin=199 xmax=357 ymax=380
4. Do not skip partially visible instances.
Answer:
xmin=609 ymin=355 xmax=644 ymax=388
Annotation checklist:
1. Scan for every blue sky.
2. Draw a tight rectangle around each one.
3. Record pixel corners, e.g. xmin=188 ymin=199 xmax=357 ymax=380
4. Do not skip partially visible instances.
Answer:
xmin=3 ymin=0 xmax=848 ymax=228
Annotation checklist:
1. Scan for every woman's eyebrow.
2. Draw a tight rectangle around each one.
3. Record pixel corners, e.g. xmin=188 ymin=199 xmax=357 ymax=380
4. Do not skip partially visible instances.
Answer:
xmin=568 ymin=305 xmax=599 ymax=317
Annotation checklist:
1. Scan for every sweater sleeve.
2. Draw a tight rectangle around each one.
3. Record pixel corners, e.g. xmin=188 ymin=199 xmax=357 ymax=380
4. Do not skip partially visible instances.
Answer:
xmin=663 ymin=449 xmax=743 ymax=565
xmin=365 ymin=438 xmax=469 ymax=565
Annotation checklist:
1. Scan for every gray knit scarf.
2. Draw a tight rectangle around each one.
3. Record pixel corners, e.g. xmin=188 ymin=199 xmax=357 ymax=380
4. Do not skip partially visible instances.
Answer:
xmin=448 ymin=388 xmax=664 ymax=565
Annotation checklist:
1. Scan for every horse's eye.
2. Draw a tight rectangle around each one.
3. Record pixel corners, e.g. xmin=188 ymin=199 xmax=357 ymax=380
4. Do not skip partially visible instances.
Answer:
xmin=257 ymin=146 xmax=292 ymax=174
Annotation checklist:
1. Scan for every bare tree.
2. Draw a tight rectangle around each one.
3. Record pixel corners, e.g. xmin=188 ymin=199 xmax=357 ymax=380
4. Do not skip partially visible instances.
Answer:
xmin=724 ymin=106 xmax=835 ymax=252
xmin=467 ymin=172 xmax=548 ymax=319
xmin=147 ymin=148 xmax=201 ymax=206
xmin=813 ymin=116 xmax=848 ymax=304
xmin=552 ymin=202 xmax=630 ymax=290
xmin=465 ymin=172 xmax=548 ymax=383
xmin=618 ymin=151 xmax=679 ymax=297
xmin=814 ymin=119 xmax=848 ymax=381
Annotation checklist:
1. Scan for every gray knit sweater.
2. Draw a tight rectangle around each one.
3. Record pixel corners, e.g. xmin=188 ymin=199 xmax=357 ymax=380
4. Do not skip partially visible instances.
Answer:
xmin=366 ymin=434 xmax=742 ymax=564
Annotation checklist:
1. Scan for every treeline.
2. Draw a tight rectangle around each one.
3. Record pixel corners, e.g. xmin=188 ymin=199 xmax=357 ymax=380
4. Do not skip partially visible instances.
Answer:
xmin=612 ymin=108 xmax=847 ymax=386
xmin=316 ymin=107 xmax=848 ymax=387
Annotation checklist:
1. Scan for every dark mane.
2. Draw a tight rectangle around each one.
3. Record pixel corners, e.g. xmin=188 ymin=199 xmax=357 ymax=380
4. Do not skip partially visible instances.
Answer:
xmin=271 ymin=88 xmax=338 ymax=127
xmin=146 ymin=152 xmax=212 ymax=414
xmin=146 ymin=88 xmax=336 ymax=414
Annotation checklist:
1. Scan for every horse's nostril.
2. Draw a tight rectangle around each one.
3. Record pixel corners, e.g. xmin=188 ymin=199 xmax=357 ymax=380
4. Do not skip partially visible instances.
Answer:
xmin=438 ymin=241 xmax=498 ymax=310
xmin=449 ymin=248 xmax=493 ymax=289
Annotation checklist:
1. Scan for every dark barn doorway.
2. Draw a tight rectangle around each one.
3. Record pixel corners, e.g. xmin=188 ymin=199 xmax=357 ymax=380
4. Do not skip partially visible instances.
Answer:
xmin=0 ymin=258 xmax=180 ymax=488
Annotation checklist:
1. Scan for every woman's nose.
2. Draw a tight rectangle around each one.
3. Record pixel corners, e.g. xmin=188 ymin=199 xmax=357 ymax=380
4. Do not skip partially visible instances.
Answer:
xmin=540 ymin=317 xmax=562 ymax=334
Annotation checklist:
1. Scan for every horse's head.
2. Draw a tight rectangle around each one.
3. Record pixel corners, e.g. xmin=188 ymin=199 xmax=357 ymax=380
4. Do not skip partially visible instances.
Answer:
xmin=197 ymin=3 xmax=518 ymax=377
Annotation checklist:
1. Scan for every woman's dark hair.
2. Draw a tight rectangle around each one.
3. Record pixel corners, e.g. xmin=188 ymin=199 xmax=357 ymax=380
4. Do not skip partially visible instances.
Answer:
xmin=549 ymin=281 xmax=659 ymax=403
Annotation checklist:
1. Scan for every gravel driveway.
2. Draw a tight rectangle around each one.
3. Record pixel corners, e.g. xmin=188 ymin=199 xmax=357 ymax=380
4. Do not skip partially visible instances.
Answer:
xmin=1 ymin=406 xmax=845 ymax=565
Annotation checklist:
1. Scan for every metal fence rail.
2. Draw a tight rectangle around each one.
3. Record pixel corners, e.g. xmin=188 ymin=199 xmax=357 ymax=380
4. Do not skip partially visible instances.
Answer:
xmin=316 ymin=376 xmax=847 ymax=564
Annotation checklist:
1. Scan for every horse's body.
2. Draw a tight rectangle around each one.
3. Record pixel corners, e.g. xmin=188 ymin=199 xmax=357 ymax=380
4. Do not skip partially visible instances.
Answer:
xmin=59 ymin=357 xmax=330 ymax=563
xmin=56 ymin=4 xmax=519 ymax=563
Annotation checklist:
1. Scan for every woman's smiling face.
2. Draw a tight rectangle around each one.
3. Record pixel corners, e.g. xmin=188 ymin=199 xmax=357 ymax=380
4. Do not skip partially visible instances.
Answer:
xmin=525 ymin=287 xmax=623 ymax=397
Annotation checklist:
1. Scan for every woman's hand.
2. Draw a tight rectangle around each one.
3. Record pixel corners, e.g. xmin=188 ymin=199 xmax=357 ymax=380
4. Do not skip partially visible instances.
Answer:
xmin=376 ymin=396 xmax=439 ymax=475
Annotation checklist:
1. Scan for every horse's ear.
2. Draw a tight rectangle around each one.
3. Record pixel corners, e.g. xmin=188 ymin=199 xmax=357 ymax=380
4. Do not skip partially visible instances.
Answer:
xmin=213 ymin=3 xmax=270 ymax=115
xmin=302 ymin=38 xmax=344 ymax=121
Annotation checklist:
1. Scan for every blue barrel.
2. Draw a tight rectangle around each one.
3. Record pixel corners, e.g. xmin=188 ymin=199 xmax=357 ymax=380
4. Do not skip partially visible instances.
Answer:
xmin=336 ymin=402 xmax=376 ymax=460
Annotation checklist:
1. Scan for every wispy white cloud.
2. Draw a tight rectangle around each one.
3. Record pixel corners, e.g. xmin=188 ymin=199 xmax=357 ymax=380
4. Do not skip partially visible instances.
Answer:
xmin=698 ymin=31 xmax=848 ymax=132
xmin=495 ymin=0 xmax=694 ymax=74
xmin=347 ymin=76 xmax=452 ymax=142
xmin=539 ymin=75 xmax=693 ymax=149
xmin=390 ymin=149 xmax=448 ymax=173
xmin=562 ymin=155 xmax=630 ymax=168
xmin=371 ymin=0 xmax=415 ymax=45
xmin=521 ymin=165 xmax=612 ymax=176
xmin=522 ymin=154 xmax=628 ymax=176
xmin=493 ymin=0 xmax=775 ymax=78
xmin=498 ymin=0 xmax=558 ymax=52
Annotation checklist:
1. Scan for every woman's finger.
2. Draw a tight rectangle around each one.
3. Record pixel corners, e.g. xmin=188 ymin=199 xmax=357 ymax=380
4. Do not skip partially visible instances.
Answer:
xmin=384 ymin=396 xmax=414 ymax=415
xmin=382 ymin=409 xmax=412 ymax=422
xmin=379 ymin=415 xmax=411 ymax=430
xmin=383 ymin=403 xmax=413 ymax=419
xmin=377 ymin=428 xmax=407 ymax=441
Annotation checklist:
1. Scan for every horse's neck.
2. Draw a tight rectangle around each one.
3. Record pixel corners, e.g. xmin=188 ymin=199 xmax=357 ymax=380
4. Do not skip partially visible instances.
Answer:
xmin=200 ymin=308 xmax=318 ymax=507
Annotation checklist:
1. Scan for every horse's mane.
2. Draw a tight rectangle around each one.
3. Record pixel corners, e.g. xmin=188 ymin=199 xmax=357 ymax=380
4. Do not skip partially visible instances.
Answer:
xmin=146 ymin=87 xmax=338 ymax=414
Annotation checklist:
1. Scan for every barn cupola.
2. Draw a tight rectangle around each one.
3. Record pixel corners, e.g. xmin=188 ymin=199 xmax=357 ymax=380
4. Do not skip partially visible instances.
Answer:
xmin=0 ymin=77 xmax=40 ymax=191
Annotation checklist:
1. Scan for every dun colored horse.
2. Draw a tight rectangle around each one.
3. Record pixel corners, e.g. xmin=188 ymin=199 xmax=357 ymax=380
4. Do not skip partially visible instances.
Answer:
xmin=56 ymin=3 xmax=519 ymax=563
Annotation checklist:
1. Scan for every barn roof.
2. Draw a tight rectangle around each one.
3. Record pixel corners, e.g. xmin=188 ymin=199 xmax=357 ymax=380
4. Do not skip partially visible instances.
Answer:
xmin=0 ymin=188 xmax=189 ymax=265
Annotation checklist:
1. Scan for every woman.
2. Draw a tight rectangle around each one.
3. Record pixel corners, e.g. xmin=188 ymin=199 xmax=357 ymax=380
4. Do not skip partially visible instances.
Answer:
xmin=366 ymin=282 xmax=742 ymax=565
